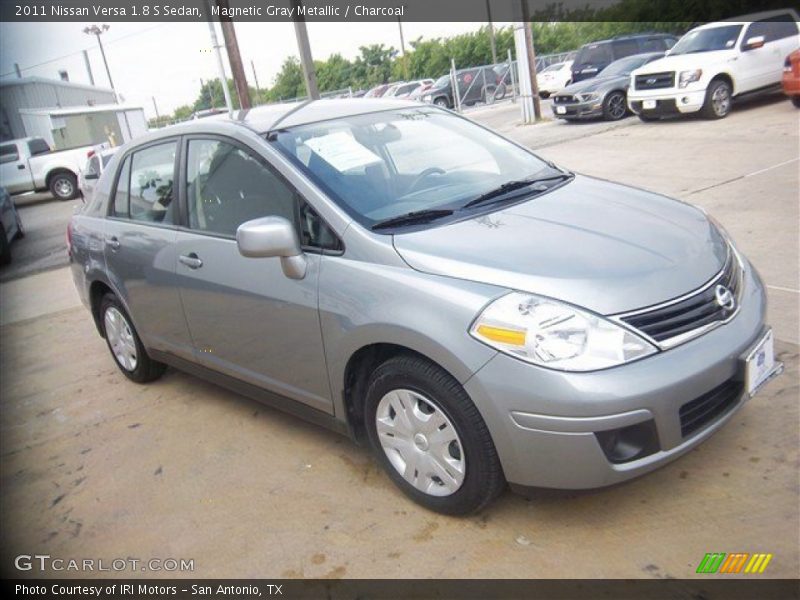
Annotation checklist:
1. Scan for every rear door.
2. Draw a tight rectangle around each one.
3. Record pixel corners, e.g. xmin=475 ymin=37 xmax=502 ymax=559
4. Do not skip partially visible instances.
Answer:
xmin=0 ymin=142 xmax=32 ymax=193
xmin=174 ymin=135 xmax=335 ymax=413
xmin=103 ymin=138 xmax=193 ymax=359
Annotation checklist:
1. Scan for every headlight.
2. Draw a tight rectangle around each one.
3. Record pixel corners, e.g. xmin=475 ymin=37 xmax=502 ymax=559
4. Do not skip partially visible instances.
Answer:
xmin=470 ymin=292 xmax=657 ymax=371
xmin=679 ymin=69 xmax=702 ymax=88
xmin=422 ymin=95 xmax=432 ymax=102
xmin=577 ymin=92 xmax=600 ymax=102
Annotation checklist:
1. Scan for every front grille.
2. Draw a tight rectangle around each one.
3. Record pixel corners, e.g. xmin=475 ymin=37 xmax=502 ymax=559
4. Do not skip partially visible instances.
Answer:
xmin=679 ymin=379 xmax=743 ymax=437
xmin=553 ymin=94 xmax=577 ymax=104
xmin=635 ymin=71 xmax=675 ymax=90
xmin=618 ymin=250 xmax=741 ymax=346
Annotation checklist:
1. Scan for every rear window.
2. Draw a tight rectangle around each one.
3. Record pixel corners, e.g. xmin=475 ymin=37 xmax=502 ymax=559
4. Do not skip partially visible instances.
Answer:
xmin=27 ymin=138 xmax=51 ymax=156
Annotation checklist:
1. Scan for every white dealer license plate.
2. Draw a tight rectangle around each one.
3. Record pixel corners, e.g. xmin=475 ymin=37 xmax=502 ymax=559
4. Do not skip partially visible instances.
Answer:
xmin=745 ymin=329 xmax=777 ymax=397
xmin=642 ymin=99 xmax=657 ymax=110
xmin=556 ymin=106 xmax=567 ymax=114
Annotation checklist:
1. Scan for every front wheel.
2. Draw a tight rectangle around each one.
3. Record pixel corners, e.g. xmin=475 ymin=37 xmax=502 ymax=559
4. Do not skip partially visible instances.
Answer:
xmin=433 ymin=97 xmax=449 ymax=108
xmin=364 ymin=354 xmax=505 ymax=515
xmin=701 ymin=79 xmax=732 ymax=119
xmin=603 ymin=91 xmax=628 ymax=121
xmin=49 ymin=172 xmax=78 ymax=201
xmin=100 ymin=293 xmax=166 ymax=383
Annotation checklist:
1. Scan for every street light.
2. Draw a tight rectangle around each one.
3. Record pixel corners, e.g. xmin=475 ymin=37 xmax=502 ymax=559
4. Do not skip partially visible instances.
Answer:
xmin=83 ymin=24 xmax=118 ymax=103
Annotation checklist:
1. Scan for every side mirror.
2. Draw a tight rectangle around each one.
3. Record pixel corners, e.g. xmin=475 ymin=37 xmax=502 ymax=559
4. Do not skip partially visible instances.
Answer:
xmin=743 ymin=36 xmax=765 ymax=51
xmin=236 ymin=216 xmax=307 ymax=280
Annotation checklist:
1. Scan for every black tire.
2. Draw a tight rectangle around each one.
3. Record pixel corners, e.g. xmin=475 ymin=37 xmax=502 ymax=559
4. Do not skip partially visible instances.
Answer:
xmin=539 ymin=91 xmax=551 ymax=99
xmin=99 ymin=293 xmax=166 ymax=383
xmin=14 ymin=212 xmax=24 ymax=240
xmin=49 ymin=172 xmax=78 ymax=201
xmin=602 ymin=91 xmax=628 ymax=121
xmin=0 ymin=228 xmax=10 ymax=265
xmin=637 ymin=113 xmax=659 ymax=122
xmin=792 ymin=96 xmax=800 ymax=108
xmin=701 ymin=79 xmax=732 ymax=119
xmin=433 ymin=97 xmax=449 ymax=108
xmin=364 ymin=354 xmax=505 ymax=515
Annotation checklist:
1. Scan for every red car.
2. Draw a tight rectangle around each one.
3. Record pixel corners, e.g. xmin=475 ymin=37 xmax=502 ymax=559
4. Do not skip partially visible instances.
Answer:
xmin=783 ymin=49 xmax=800 ymax=108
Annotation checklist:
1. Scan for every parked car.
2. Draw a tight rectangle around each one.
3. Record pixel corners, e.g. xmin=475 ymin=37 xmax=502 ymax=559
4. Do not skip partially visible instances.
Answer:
xmin=78 ymin=146 xmax=118 ymax=202
xmin=385 ymin=79 xmax=435 ymax=99
xmin=0 ymin=186 xmax=24 ymax=265
xmin=364 ymin=84 xmax=390 ymax=98
xmin=553 ymin=53 xmax=664 ymax=121
xmin=782 ymin=48 xmax=800 ymax=107
xmin=0 ymin=137 xmax=92 ymax=201
xmin=628 ymin=10 xmax=800 ymax=120
xmin=422 ymin=67 xmax=504 ymax=108
xmin=408 ymin=81 xmax=436 ymax=101
xmin=571 ymin=33 xmax=679 ymax=83
xmin=537 ymin=60 xmax=574 ymax=98
xmin=68 ymin=99 xmax=781 ymax=515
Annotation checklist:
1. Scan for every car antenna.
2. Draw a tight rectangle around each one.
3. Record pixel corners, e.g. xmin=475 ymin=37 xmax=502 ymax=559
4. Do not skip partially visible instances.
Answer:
xmin=265 ymin=99 xmax=316 ymax=139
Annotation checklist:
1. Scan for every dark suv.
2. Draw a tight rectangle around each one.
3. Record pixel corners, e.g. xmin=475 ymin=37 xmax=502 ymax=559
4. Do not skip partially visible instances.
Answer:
xmin=571 ymin=33 xmax=679 ymax=83
xmin=422 ymin=67 xmax=504 ymax=108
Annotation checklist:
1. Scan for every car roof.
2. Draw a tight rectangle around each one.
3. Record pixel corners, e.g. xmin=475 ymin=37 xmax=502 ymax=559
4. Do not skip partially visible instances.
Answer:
xmin=118 ymin=98 xmax=425 ymax=148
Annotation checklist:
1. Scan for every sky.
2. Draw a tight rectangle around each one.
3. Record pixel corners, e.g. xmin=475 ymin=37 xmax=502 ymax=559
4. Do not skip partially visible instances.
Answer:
xmin=0 ymin=21 xmax=507 ymax=118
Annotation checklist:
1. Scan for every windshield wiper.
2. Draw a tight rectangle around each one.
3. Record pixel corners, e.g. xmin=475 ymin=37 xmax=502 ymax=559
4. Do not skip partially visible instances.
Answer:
xmin=463 ymin=173 xmax=573 ymax=209
xmin=371 ymin=208 xmax=454 ymax=231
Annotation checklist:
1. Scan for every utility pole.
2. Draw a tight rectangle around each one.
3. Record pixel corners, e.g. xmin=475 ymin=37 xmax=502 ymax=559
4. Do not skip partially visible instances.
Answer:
xmin=82 ymin=50 xmax=95 ymax=85
xmin=83 ymin=24 xmax=118 ymax=103
xmin=486 ymin=0 xmax=497 ymax=65
xmin=251 ymin=60 xmax=260 ymax=93
xmin=203 ymin=1 xmax=234 ymax=114
xmin=520 ymin=0 xmax=542 ymax=121
xmin=398 ymin=18 xmax=409 ymax=80
xmin=291 ymin=0 xmax=320 ymax=100
xmin=216 ymin=0 xmax=251 ymax=109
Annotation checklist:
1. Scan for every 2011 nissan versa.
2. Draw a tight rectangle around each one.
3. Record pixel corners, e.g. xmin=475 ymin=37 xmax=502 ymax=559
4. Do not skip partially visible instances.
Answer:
xmin=68 ymin=99 xmax=783 ymax=515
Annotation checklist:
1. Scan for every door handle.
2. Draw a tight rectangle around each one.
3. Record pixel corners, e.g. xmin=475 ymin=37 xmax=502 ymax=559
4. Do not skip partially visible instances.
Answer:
xmin=179 ymin=253 xmax=203 ymax=269
xmin=17 ymin=164 xmax=25 ymax=170
xmin=105 ymin=236 xmax=120 ymax=251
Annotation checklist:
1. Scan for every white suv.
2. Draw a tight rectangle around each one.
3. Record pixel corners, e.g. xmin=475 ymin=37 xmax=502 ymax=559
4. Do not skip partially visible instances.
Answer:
xmin=628 ymin=10 xmax=799 ymax=120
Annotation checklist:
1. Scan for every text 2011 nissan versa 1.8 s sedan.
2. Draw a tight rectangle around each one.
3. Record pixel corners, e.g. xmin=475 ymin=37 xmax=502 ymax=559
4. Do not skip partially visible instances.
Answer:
xmin=68 ymin=99 xmax=783 ymax=514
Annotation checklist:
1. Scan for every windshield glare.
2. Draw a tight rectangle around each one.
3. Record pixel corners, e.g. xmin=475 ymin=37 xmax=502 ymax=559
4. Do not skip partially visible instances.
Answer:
xmin=670 ymin=24 xmax=743 ymax=55
xmin=272 ymin=108 xmax=551 ymax=228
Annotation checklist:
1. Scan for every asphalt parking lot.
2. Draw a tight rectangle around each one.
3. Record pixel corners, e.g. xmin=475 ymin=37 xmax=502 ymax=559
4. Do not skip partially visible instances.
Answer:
xmin=0 ymin=98 xmax=797 ymax=579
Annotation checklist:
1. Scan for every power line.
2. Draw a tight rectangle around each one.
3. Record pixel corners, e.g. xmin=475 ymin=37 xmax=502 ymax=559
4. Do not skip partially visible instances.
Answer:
xmin=0 ymin=24 xmax=167 ymax=79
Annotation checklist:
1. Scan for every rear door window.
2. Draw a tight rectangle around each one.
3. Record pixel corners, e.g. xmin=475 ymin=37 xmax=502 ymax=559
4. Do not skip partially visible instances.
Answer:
xmin=27 ymin=138 xmax=50 ymax=156
xmin=112 ymin=156 xmax=131 ymax=217
xmin=611 ymin=39 xmax=642 ymax=60
xmin=129 ymin=142 xmax=177 ymax=225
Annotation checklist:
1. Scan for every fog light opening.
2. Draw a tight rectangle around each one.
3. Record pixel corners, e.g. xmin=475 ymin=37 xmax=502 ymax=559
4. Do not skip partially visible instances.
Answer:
xmin=595 ymin=420 xmax=660 ymax=464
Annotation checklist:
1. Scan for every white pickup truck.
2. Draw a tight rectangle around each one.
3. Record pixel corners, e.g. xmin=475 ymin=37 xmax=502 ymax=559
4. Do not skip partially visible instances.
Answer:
xmin=0 ymin=137 xmax=93 ymax=200
xmin=628 ymin=10 xmax=800 ymax=120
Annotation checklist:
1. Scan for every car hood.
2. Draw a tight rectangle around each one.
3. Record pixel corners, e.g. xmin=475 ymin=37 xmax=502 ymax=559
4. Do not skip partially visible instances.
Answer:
xmin=632 ymin=50 xmax=735 ymax=75
xmin=392 ymin=175 xmax=728 ymax=315
xmin=561 ymin=74 xmax=627 ymax=95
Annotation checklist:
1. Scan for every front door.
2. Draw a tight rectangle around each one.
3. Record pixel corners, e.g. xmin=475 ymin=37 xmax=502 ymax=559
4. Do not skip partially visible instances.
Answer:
xmin=175 ymin=136 xmax=333 ymax=413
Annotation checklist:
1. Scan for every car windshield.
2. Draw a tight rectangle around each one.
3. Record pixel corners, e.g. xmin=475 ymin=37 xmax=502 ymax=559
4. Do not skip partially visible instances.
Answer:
xmin=433 ymin=75 xmax=450 ymax=88
xmin=599 ymin=55 xmax=650 ymax=77
xmin=271 ymin=108 xmax=552 ymax=229
xmin=541 ymin=63 xmax=563 ymax=73
xmin=670 ymin=24 xmax=743 ymax=55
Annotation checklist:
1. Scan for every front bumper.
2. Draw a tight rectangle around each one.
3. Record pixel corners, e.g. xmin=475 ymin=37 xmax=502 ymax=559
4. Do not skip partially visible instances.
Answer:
xmin=628 ymin=88 xmax=706 ymax=116
xmin=464 ymin=261 xmax=778 ymax=489
xmin=552 ymin=99 xmax=604 ymax=120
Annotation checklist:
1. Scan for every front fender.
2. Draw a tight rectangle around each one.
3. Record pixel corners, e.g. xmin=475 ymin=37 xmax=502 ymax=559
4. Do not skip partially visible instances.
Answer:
xmin=318 ymin=256 xmax=502 ymax=419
